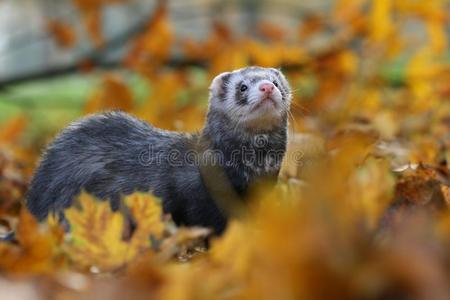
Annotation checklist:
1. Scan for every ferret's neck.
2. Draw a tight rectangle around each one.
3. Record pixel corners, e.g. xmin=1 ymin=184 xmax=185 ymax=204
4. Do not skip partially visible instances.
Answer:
xmin=201 ymin=110 xmax=288 ymax=194
xmin=203 ymin=110 xmax=287 ymax=144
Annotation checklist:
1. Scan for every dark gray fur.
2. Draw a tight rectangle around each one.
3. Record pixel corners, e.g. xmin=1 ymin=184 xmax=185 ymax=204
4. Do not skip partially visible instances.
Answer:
xmin=26 ymin=67 xmax=290 ymax=234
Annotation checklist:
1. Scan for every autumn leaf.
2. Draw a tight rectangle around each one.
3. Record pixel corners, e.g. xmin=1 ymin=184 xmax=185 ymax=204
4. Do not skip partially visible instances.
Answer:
xmin=72 ymin=0 xmax=128 ymax=47
xmin=426 ymin=19 xmax=448 ymax=54
xmin=333 ymin=0 xmax=367 ymax=23
xmin=246 ymin=40 xmax=282 ymax=67
xmin=369 ymin=0 xmax=393 ymax=43
xmin=157 ymin=227 xmax=210 ymax=262
xmin=394 ymin=164 xmax=448 ymax=208
xmin=64 ymin=191 xmax=166 ymax=272
xmin=136 ymin=71 xmax=185 ymax=128
xmin=46 ymin=20 xmax=77 ymax=48
xmin=257 ymin=22 xmax=286 ymax=42
xmin=0 ymin=115 xmax=27 ymax=145
xmin=210 ymin=45 xmax=248 ymax=76
xmin=64 ymin=192 xmax=131 ymax=272
xmin=0 ymin=0 xmax=450 ymax=298
xmin=280 ymin=133 xmax=326 ymax=181
xmin=124 ymin=1 xmax=173 ymax=76
xmin=0 ymin=209 xmax=62 ymax=274
xmin=84 ymin=74 xmax=134 ymax=113
xmin=124 ymin=192 xmax=164 ymax=256
xmin=441 ymin=185 xmax=450 ymax=207
xmin=209 ymin=221 xmax=252 ymax=278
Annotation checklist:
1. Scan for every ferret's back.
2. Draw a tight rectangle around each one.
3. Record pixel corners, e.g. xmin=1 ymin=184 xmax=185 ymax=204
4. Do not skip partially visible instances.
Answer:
xmin=26 ymin=111 xmax=180 ymax=220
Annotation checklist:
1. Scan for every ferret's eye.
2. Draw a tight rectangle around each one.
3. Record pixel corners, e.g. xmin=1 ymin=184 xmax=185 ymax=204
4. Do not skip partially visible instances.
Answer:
xmin=240 ymin=84 xmax=248 ymax=92
xmin=273 ymin=81 xmax=279 ymax=88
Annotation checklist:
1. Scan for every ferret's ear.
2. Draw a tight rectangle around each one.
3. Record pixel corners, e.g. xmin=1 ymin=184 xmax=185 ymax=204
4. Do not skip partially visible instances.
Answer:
xmin=270 ymin=67 xmax=284 ymax=77
xmin=209 ymin=72 xmax=231 ymax=98
xmin=270 ymin=67 xmax=281 ymax=73
xmin=270 ymin=68 xmax=291 ymax=93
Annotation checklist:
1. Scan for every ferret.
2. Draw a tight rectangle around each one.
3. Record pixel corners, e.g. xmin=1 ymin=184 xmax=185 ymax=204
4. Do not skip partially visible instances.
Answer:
xmin=26 ymin=66 xmax=292 ymax=234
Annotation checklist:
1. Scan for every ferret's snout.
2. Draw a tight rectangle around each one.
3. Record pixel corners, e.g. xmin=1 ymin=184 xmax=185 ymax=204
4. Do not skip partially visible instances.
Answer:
xmin=259 ymin=82 xmax=275 ymax=94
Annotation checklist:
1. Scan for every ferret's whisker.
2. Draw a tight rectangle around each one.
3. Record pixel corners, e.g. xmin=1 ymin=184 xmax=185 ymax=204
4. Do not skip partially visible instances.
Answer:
xmin=286 ymin=109 xmax=297 ymax=135
xmin=231 ymin=108 xmax=245 ymax=137
xmin=290 ymin=102 xmax=310 ymax=115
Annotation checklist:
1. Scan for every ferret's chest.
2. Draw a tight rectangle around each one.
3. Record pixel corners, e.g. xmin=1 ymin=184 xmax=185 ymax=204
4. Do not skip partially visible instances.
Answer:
xmin=243 ymin=150 xmax=282 ymax=178
xmin=226 ymin=143 xmax=284 ymax=183
xmin=207 ymin=131 xmax=287 ymax=190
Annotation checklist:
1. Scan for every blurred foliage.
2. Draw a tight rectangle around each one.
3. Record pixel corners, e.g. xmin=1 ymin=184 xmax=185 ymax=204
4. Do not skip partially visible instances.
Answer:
xmin=0 ymin=0 xmax=449 ymax=299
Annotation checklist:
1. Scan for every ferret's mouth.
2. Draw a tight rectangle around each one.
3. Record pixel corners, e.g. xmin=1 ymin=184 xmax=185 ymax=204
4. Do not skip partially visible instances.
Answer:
xmin=251 ymin=97 xmax=277 ymax=112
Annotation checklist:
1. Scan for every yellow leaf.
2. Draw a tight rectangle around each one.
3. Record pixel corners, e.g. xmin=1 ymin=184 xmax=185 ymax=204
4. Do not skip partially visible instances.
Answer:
xmin=406 ymin=48 xmax=443 ymax=112
xmin=171 ymin=105 xmax=206 ymax=132
xmin=210 ymin=221 xmax=252 ymax=278
xmin=125 ymin=192 xmax=164 ymax=256
xmin=210 ymin=45 xmax=248 ymax=75
xmin=64 ymin=192 xmax=131 ymax=271
xmin=246 ymin=40 xmax=281 ymax=68
xmin=137 ymin=71 xmax=185 ymax=129
xmin=280 ymin=133 xmax=326 ymax=181
xmin=369 ymin=0 xmax=393 ymax=42
xmin=337 ymin=50 xmax=359 ymax=76
xmin=64 ymin=192 xmax=165 ymax=272
xmin=347 ymin=157 xmax=395 ymax=229
xmin=440 ymin=184 xmax=450 ymax=207
xmin=426 ymin=19 xmax=447 ymax=54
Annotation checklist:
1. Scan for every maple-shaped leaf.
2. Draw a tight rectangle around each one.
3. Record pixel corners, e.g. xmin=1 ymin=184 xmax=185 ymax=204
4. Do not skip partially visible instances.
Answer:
xmin=64 ymin=192 xmax=165 ymax=272
xmin=124 ymin=192 xmax=164 ymax=256
xmin=64 ymin=192 xmax=131 ymax=272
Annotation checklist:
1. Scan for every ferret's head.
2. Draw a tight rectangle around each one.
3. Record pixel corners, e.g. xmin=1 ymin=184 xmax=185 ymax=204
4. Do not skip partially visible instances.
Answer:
xmin=208 ymin=66 xmax=291 ymax=132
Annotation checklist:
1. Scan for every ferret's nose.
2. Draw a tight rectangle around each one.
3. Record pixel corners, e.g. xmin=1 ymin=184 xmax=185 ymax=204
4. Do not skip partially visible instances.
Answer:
xmin=259 ymin=82 xmax=275 ymax=94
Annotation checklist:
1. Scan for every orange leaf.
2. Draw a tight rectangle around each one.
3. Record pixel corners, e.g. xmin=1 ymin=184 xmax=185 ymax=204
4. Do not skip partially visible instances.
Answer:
xmin=0 ymin=116 xmax=27 ymax=145
xmin=0 ymin=209 xmax=62 ymax=274
xmin=46 ymin=20 xmax=77 ymax=48
xmin=84 ymin=74 xmax=134 ymax=113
